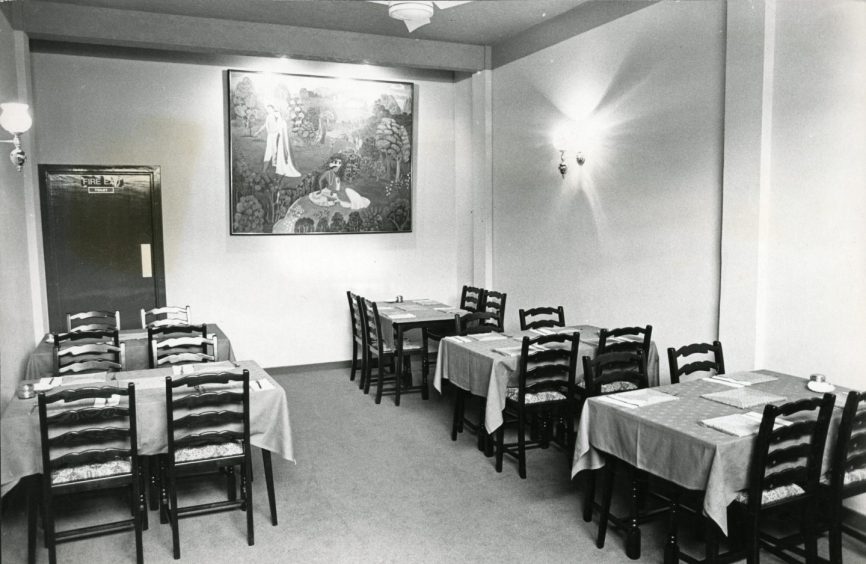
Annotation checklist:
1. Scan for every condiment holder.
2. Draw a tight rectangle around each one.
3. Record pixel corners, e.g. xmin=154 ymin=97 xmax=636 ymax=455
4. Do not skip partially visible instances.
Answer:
xmin=17 ymin=382 xmax=35 ymax=399
xmin=807 ymin=373 xmax=834 ymax=393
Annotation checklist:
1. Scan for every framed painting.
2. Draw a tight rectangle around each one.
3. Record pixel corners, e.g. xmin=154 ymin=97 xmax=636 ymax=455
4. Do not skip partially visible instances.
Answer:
xmin=226 ymin=69 xmax=415 ymax=235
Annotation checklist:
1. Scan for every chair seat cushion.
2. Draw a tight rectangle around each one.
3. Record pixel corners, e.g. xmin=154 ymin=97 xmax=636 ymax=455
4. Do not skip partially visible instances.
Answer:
xmin=506 ymin=388 xmax=566 ymax=404
xmin=52 ymin=459 xmax=132 ymax=484
xmin=175 ymin=441 xmax=244 ymax=463
xmin=577 ymin=381 xmax=639 ymax=394
xmin=734 ymin=483 xmax=805 ymax=504
xmin=821 ymin=468 xmax=866 ymax=486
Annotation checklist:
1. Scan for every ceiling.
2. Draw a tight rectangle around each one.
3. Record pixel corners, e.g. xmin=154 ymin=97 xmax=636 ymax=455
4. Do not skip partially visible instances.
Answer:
xmin=47 ymin=0 xmax=590 ymax=46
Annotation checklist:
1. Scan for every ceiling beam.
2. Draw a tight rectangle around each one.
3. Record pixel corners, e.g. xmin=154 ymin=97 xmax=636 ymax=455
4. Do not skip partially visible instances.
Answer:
xmin=15 ymin=1 xmax=488 ymax=72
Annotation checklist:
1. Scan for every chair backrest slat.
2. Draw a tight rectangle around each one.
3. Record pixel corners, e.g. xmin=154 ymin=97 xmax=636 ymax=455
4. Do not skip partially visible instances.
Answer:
xmin=481 ymin=289 xmax=506 ymax=331
xmin=66 ymin=310 xmax=120 ymax=332
xmin=668 ymin=340 xmax=725 ymax=384
xmin=519 ymin=306 xmax=565 ymax=331
xmin=141 ymin=305 xmax=191 ymax=328
xmin=460 ymin=285 xmax=484 ymax=313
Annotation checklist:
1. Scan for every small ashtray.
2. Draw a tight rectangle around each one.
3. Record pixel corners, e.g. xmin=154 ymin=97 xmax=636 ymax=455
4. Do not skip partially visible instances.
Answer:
xmin=17 ymin=383 xmax=35 ymax=399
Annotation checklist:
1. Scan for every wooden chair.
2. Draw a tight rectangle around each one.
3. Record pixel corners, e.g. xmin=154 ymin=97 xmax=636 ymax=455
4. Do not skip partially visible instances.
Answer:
xmin=598 ymin=325 xmax=652 ymax=359
xmin=160 ymin=370 xmax=255 ymax=560
xmin=494 ymin=332 xmax=579 ymax=478
xmin=359 ymin=297 xmax=428 ymax=406
xmin=667 ymin=341 xmax=725 ymax=384
xmin=582 ymin=351 xmax=659 ymax=559
xmin=480 ymin=289 xmax=506 ymax=331
xmin=33 ymin=384 xmax=145 ymax=564
xmin=347 ymin=291 xmax=366 ymax=384
xmin=141 ymin=305 xmax=191 ymax=328
xmin=820 ymin=390 xmax=866 ymax=563
xmin=720 ymin=395 xmax=836 ymax=564
xmin=460 ymin=285 xmax=484 ymax=313
xmin=449 ymin=311 xmax=502 ymax=451
xmin=519 ymin=305 xmax=565 ymax=331
xmin=65 ymin=310 xmax=120 ymax=333
xmin=148 ymin=324 xmax=215 ymax=368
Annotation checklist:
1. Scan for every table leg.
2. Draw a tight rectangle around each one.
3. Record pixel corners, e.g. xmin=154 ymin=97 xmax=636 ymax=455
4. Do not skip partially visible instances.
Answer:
xmin=395 ymin=326 xmax=404 ymax=406
xmin=625 ymin=467 xmax=641 ymax=559
xmin=664 ymin=490 xmax=680 ymax=564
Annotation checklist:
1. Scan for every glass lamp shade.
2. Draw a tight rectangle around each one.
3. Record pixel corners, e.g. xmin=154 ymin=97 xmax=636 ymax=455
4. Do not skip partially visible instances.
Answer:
xmin=389 ymin=2 xmax=434 ymax=21
xmin=0 ymin=103 xmax=33 ymax=135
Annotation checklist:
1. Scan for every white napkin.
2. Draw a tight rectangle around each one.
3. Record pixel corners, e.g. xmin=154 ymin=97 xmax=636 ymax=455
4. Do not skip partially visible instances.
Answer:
xmin=471 ymin=334 xmax=509 ymax=342
xmin=385 ymin=313 xmax=416 ymax=320
xmin=34 ymin=377 xmax=62 ymax=391
xmin=703 ymin=376 xmax=746 ymax=388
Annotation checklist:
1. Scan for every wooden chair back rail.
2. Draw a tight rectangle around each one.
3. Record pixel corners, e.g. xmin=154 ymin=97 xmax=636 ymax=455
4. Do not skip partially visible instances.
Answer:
xmin=519 ymin=306 xmax=565 ymax=330
xmin=48 ymin=427 xmax=130 ymax=448
xmin=54 ymin=329 xmax=120 ymax=347
xmin=361 ymin=299 xmax=384 ymax=353
xmin=599 ymin=325 xmax=652 ymax=357
xmin=67 ymin=310 xmax=120 ymax=332
xmin=141 ymin=305 xmax=191 ymax=328
xmin=174 ymin=410 xmax=244 ymax=430
xmin=582 ymin=351 xmax=647 ymax=396
xmin=59 ymin=360 xmax=122 ymax=374
xmin=50 ymin=448 xmax=132 ymax=471
xmin=174 ymin=430 xmax=246 ymax=449
xmin=668 ymin=340 xmax=725 ymax=383
xmin=172 ymin=391 xmax=244 ymax=410
xmin=460 ymin=285 xmax=484 ymax=312
xmin=149 ymin=323 xmax=208 ymax=339
xmin=45 ymin=386 xmax=125 ymax=403
xmin=454 ymin=311 xmax=500 ymax=335
xmin=677 ymin=360 xmax=719 ymax=375
xmin=46 ymin=406 xmax=130 ymax=426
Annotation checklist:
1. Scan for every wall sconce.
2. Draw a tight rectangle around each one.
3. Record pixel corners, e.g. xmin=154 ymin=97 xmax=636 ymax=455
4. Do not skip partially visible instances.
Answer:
xmin=0 ymin=103 xmax=33 ymax=172
xmin=557 ymin=150 xmax=586 ymax=179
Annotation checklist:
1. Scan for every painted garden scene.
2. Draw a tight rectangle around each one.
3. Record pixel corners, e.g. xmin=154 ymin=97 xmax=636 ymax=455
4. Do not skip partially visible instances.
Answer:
xmin=227 ymin=70 xmax=414 ymax=235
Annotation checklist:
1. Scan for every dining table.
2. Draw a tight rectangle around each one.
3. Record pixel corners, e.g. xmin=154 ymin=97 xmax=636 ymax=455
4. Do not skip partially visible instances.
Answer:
xmin=570 ymin=370 xmax=849 ymax=558
xmin=375 ymin=299 xmax=466 ymax=403
xmin=24 ymin=324 xmax=235 ymax=380
xmin=1 ymin=359 xmax=293 ymax=497
xmin=433 ymin=325 xmax=661 ymax=434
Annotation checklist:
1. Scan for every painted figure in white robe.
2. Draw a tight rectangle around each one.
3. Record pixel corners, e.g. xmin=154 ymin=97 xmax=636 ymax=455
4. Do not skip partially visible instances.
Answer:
xmin=255 ymin=105 xmax=301 ymax=177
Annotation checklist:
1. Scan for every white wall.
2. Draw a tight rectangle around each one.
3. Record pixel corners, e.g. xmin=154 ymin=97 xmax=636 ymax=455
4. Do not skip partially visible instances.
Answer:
xmin=0 ymin=16 xmax=36 ymax=413
xmin=30 ymin=53 xmax=471 ymax=367
xmin=760 ymin=0 xmax=866 ymax=513
xmin=758 ymin=0 xmax=866 ymax=390
xmin=491 ymin=1 xmax=725 ymax=381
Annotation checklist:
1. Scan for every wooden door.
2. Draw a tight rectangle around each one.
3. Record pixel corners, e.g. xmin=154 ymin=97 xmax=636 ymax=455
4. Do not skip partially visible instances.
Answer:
xmin=39 ymin=165 xmax=166 ymax=332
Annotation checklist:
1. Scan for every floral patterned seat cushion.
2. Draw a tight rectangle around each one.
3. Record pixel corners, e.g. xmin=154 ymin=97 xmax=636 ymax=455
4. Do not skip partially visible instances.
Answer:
xmin=821 ymin=468 xmax=866 ymax=486
xmin=577 ymin=381 xmax=639 ymax=394
xmin=734 ymin=483 xmax=805 ymax=504
xmin=51 ymin=459 xmax=131 ymax=484
xmin=506 ymin=388 xmax=566 ymax=404
xmin=174 ymin=441 xmax=244 ymax=463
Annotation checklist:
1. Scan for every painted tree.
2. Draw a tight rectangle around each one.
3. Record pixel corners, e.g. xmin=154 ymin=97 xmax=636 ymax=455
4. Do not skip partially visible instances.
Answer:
xmin=375 ymin=117 xmax=411 ymax=181
xmin=231 ymin=77 xmax=258 ymax=136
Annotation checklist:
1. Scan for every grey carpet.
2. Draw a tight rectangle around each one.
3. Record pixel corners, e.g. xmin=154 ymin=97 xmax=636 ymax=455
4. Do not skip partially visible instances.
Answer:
xmin=3 ymin=367 xmax=865 ymax=563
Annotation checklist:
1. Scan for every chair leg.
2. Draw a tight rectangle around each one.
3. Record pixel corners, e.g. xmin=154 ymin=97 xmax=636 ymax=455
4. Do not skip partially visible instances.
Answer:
xmin=375 ymin=355 xmax=385 ymax=404
xmin=350 ymin=340 xmax=358 ymax=381
xmin=226 ymin=466 xmax=237 ymax=501
xmin=148 ymin=456 xmax=160 ymax=511
xmin=421 ymin=353 xmax=430 ymax=400
xmin=262 ymin=449 xmax=278 ymax=526
xmin=626 ymin=468 xmax=642 ymax=559
xmin=664 ymin=490 xmax=681 ymax=564
xmin=829 ymin=520 xmax=842 ymax=564
xmin=597 ymin=460 xmax=615 ymax=548
xmin=362 ymin=353 xmax=372 ymax=394
xmin=27 ymin=476 xmax=37 ymax=564
xmin=168 ymin=466 xmax=181 ymax=560
xmin=131 ymin=474 xmax=144 ymax=564
xmin=43 ymin=488 xmax=57 ymax=564
xmin=495 ymin=425 xmax=505 ymax=473
xmin=159 ymin=456 xmax=169 ymax=525
xmin=394 ymin=350 xmax=403 ymax=407
xmin=517 ymin=410 xmax=527 ymax=479
xmin=451 ymin=391 xmax=464 ymax=441
xmin=242 ymin=455 xmax=255 ymax=546
xmin=138 ymin=461 xmax=149 ymax=531
xmin=583 ymin=470 xmax=596 ymax=522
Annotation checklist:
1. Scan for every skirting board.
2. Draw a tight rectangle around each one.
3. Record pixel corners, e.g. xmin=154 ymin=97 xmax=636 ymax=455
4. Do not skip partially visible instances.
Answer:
xmin=266 ymin=361 xmax=352 ymax=376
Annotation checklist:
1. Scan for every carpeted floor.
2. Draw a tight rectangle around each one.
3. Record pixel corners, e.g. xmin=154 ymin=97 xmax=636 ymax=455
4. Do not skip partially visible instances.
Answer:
xmin=2 ymin=366 xmax=864 ymax=563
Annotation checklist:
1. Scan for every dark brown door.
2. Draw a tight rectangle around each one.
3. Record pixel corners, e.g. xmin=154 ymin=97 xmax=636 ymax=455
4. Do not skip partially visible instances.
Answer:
xmin=39 ymin=165 xmax=166 ymax=332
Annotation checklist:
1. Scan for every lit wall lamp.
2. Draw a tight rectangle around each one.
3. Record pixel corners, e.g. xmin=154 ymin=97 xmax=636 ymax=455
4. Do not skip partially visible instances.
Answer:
xmin=0 ymin=103 xmax=33 ymax=172
xmin=557 ymin=150 xmax=586 ymax=179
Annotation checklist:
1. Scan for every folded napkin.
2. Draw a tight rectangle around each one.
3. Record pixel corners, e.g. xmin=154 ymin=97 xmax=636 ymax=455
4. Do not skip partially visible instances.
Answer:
xmin=595 ymin=395 xmax=640 ymax=409
xmin=607 ymin=388 xmax=680 ymax=408
xmin=34 ymin=377 xmax=63 ymax=391
xmin=171 ymin=361 xmax=236 ymax=376
xmin=701 ymin=387 xmax=787 ymax=409
xmin=444 ymin=336 xmax=473 ymax=344
xmin=62 ymin=372 xmax=109 ymax=385
xmin=45 ymin=394 xmax=121 ymax=411
xmin=252 ymin=379 xmax=275 ymax=392
xmin=704 ymin=376 xmax=750 ymax=387
xmin=492 ymin=344 xmax=546 ymax=356
xmin=720 ymin=372 xmax=778 ymax=385
xmin=530 ymin=328 xmax=555 ymax=336
xmin=470 ymin=334 xmax=509 ymax=342
xmin=116 ymin=378 xmax=165 ymax=390
xmin=385 ymin=313 xmax=416 ymax=320
xmin=701 ymin=412 xmax=792 ymax=437
xmin=414 ymin=299 xmax=441 ymax=306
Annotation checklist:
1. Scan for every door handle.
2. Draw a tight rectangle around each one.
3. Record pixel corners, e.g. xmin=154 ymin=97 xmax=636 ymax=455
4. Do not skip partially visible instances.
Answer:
xmin=140 ymin=244 xmax=152 ymax=278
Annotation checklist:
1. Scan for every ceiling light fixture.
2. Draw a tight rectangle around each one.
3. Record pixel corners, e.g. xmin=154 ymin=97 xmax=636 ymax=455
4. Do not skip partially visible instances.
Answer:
xmin=370 ymin=1 xmax=471 ymax=33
